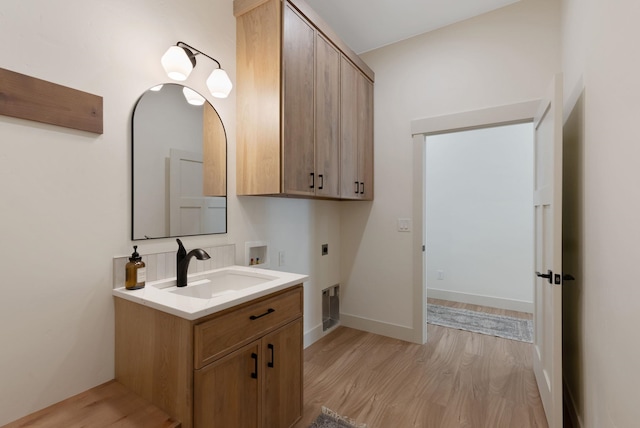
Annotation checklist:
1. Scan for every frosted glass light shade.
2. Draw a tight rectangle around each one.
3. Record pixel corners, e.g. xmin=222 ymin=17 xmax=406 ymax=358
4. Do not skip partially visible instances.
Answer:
xmin=161 ymin=46 xmax=193 ymax=81
xmin=182 ymin=87 xmax=205 ymax=106
xmin=206 ymin=69 xmax=233 ymax=98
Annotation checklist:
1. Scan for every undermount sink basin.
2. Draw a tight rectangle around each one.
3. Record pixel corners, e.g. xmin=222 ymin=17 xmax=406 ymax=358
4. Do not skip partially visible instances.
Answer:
xmin=159 ymin=269 xmax=278 ymax=300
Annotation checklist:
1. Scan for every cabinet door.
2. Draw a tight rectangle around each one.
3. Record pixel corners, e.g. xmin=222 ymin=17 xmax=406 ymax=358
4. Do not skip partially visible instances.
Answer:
xmin=235 ymin=0 xmax=282 ymax=195
xmin=262 ymin=319 xmax=303 ymax=428
xmin=340 ymin=57 xmax=360 ymax=199
xmin=358 ymin=75 xmax=374 ymax=200
xmin=340 ymin=57 xmax=374 ymax=200
xmin=282 ymin=4 xmax=315 ymax=195
xmin=315 ymin=34 xmax=341 ymax=198
xmin=195 ymin=342 xmax=260 ymax=428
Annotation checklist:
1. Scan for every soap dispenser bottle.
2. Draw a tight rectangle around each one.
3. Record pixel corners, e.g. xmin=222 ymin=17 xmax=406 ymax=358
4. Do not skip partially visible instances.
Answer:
xmin=125 ymin=246 xmax=146 ymax=290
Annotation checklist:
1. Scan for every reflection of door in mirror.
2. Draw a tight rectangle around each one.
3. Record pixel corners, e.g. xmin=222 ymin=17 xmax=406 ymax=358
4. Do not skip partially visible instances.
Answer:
xmin=169 ymin=149 xmax=226 ymax=236
xmin=132 ymin=84 xmax=227 ymax=240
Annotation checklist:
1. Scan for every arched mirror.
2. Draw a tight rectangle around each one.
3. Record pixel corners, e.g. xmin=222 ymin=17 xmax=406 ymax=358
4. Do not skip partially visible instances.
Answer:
xmin=132 ymin=84 xmax=227 ymax=240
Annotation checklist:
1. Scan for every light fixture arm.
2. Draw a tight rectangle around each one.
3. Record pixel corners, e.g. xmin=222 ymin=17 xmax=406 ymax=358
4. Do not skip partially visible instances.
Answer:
xmin=161 ymin=41 xmax=232 ymax=98
xmin=176 ymin=41 xmax=222 ymax=69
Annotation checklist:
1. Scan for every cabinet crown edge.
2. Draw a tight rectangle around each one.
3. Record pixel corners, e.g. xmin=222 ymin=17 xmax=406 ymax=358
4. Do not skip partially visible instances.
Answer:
xmin=233 ymin=0 xmax=374 ymax=81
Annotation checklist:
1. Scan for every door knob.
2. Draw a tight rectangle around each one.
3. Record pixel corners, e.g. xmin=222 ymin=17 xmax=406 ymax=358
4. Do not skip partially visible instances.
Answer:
xmin=563 ymin=274 xmax=576 ymax=281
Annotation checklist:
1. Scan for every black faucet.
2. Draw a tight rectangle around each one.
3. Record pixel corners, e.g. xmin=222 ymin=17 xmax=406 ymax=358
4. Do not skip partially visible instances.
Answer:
xmin=176 ymin=239 xmax=211 ymax=287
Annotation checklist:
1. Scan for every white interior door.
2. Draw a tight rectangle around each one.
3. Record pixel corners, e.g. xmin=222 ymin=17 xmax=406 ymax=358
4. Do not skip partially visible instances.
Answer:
xmin=169 ymin=149 xmax=226 ymax=236
xmin=533 ymin=74 xmax=563 ymax=428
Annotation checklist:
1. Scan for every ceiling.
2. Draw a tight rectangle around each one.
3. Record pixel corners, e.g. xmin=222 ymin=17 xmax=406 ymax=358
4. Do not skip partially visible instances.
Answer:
xmin=305 ymin=0 xmax=520 ymax=54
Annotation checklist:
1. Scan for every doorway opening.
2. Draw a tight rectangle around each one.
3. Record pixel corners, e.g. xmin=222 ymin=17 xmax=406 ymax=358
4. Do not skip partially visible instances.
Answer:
xmin=410 ymin=99 xmax=540 ymax=344
xmin=424 ymin=123 xmax=534 ymax=314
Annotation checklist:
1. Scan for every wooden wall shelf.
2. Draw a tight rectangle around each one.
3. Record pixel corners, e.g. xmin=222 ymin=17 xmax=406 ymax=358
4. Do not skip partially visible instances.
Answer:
xmin=0 ymin=67 xmax=103 ymax=134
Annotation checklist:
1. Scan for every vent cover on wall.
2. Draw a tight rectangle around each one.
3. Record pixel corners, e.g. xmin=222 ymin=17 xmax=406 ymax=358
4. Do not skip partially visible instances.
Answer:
xmin=322 ymin=285 xmax=340 ymax=331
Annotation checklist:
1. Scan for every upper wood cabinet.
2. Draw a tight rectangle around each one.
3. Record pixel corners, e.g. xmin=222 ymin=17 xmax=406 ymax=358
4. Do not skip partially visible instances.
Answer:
xmin=313 ymin=34 xmax=341 ymax=198
xmin=235 ymin=0 xmax=374 ymax=199
xmin=281 ymin=4 xmax=315 ymax=196
xmin=340 ymin=57 xmax=374 ymax=200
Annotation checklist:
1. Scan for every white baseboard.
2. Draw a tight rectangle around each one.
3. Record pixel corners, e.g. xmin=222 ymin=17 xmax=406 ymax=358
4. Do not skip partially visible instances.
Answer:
xmin=340 ymin=313 xmax=415 ymax=342
xmin=563 ymin=377 xmax=584 ymax=428
xmin=303 ymin=322 xmax=325 ymax=349
xmin=304 ymin=313 xmax=416 ymax=348
xmin=427 ymin=288 xmax=533 ymax=313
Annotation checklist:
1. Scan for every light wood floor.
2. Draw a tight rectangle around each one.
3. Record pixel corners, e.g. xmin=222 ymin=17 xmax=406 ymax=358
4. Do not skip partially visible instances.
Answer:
xmin=1 ymin=380 xmax=179 ymax=428
xmin=293 ymin=299 xmax=547 ymax=428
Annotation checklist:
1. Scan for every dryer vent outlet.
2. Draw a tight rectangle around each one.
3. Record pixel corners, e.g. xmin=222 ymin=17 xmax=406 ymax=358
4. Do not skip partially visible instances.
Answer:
xmin=322 ymin=285 xmax=340 ymax=331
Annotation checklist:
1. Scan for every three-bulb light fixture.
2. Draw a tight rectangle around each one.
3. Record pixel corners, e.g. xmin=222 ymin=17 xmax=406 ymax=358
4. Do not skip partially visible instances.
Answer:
xmin=160 ymin=41 xmax=232 ymax=104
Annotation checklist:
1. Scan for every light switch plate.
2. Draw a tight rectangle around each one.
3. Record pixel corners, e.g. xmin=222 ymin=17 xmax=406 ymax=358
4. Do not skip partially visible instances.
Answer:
xmin=397 ymin=218 xmax=411 ymax=232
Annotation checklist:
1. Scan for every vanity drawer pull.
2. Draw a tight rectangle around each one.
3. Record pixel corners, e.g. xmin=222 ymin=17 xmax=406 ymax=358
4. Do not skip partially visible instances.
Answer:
xmin=249 ymin=308 xmax=275 ymax=320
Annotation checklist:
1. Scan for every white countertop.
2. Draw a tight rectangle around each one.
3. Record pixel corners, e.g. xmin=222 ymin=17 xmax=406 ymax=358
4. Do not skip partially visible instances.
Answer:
xmin=112 ymin=265 xmax=308 ymax=320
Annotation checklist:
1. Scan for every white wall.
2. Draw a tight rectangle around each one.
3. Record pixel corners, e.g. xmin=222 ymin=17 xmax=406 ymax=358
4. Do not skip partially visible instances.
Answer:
xmin=341 ymin=0 xmax=560 ymax=338
xmin=0 ymin=0 xmax=338 ymax=424
xmin=426 ymin=124 xmax=534 ymax=311
xmin=561 ymin=0 xmax=640 ymax=426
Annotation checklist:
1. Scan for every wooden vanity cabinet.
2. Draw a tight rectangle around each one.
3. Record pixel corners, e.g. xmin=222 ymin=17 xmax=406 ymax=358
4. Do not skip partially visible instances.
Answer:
xmin=115 ymin=285 xmax=303 ymax=428
xmin=194 ymin=342 xmax=260 ymax=427
xmin=194 ymin=319 xmax=302 ymax=427
xmin=235 ymin=0 xmax=373 ymax=199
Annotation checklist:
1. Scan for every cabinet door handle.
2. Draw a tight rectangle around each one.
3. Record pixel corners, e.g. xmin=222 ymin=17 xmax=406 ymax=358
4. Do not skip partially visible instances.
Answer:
xmin=267 ymin=344 xmax=275 ymax=368
xmin=249 ymin=308 xmax=275 ymax=320
xmin=360 ymin=182 xmax=365 ymax=194
xmin=354 ymin=181 xmax=359 ymax=194
xmin=310 ymin=173 xmax=315 ymax=189
xmin=318 ymin=174 xmax=324 ymax=190
xmin=250 ymin=353 xmax=258 ymax=379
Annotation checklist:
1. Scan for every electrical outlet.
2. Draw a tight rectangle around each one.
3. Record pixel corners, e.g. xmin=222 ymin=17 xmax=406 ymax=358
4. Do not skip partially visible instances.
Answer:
xmin=437 ymin=270 xmax=444 ymax=280
xmin=322 ymin=244 xmax=328 ymax=256
xmin=278 ymin=251 xmax=285 ymax=266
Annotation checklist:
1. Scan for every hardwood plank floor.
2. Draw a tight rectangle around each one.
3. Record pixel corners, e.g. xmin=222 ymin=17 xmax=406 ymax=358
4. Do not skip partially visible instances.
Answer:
xmin=294 ymin=301 xmax=547 ymax=428
xmin=1 ymin=381 xmax=180 ymax=428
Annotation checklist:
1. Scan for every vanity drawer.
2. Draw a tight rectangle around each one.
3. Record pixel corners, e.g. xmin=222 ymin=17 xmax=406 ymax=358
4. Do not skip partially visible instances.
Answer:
xmin=194 ymin=285 xmax=303 ymax=369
